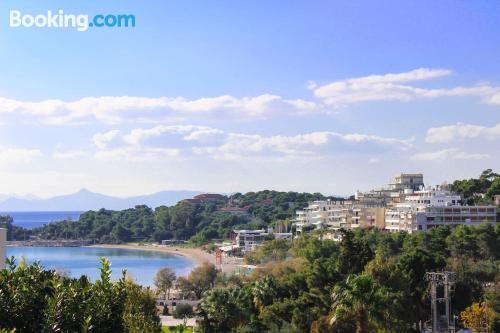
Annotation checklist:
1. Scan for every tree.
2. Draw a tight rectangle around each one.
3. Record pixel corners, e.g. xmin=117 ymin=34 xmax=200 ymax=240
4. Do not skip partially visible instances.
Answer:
xmin=330 ymin=274 xmax=388 ymax=333
xmin=173 ymin=303 xmax=194 ymax=325
xmin=486 ymin=178 xmax=500 ymax=200
xmin=252 ymin=276 xmax=279 ymax=311
xmin=461 ymin=302 xmax=496 ymax=333
xmin=0 ymin=257 xmax=161 ymax=333
xmin=175 ymin=262 xmax=219 ymax=300
xmin=154 ymin=267 xmax=176 ymax=300
xmin=198 ymin=287 xmax=254 ymax=333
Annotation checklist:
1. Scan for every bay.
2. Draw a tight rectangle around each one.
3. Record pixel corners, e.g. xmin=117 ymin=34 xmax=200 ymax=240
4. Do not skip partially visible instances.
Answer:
xmin=6 ymin=246 xmax=195 ymax=286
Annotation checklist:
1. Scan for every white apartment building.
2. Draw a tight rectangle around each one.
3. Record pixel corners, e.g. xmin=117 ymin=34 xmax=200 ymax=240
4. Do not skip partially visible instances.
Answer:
xmin=385 ymin=187 xmax=497 ymax=233
xmin=231 ymin=229 xmax=292 ymax=253
xmin=294 ymin=200 xmax=385 ymax=233
xmin=416 ymin=206 xmax=497 ymax=231
xmin=295 ymin=173 xmax=497 ymax=236
xmin=294 ymin=200 xmax=352 ymax=232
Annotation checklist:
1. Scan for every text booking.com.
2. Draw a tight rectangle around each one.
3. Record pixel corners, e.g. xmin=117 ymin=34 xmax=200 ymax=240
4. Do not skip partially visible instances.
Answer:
xmin=9 ymin=10 xmax=136 ymax=32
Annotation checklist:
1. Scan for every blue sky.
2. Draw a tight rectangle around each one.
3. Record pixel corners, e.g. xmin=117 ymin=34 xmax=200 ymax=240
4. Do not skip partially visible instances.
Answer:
xmin=0 ymin=0 xmax=499 ymax=197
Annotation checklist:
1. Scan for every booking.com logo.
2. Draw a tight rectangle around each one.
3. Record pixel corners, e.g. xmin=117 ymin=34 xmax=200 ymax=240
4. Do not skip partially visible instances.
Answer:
xmin=9 ymin=10 xmax=136 ymax=32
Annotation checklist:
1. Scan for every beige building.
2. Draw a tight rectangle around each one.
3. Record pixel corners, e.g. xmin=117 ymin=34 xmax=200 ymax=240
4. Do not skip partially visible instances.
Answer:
xmin=294 ymin=200 xmax=385 ymax=233
xmin=391 ymin=173 xmax=424 ymax=191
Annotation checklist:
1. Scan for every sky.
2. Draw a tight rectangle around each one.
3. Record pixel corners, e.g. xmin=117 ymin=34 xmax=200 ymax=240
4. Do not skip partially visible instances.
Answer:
xmin=0 ymin=0 xmax=499 ymax=198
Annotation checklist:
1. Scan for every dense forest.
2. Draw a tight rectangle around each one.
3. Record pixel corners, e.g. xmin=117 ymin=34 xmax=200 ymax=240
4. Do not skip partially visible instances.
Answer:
xmin=197 ymin=226 xmax=500 ymax=332
xmin=5 ymin=191 xmax=330 ymax=244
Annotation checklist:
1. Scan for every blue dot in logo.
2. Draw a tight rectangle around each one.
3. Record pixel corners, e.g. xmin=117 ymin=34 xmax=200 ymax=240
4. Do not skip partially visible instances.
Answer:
xmin=89 ymin=22 xmax=94 ymax=27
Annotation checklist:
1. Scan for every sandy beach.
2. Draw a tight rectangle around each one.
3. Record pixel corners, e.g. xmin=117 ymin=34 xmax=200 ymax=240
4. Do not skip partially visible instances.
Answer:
xmin=90 ymin=243 xmax=213 ymax=264
xmin=90 ymin=243 xmax=243 ymax=273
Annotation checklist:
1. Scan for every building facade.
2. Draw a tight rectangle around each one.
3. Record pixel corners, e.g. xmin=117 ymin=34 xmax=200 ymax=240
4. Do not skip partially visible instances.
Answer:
xmin=295 ymin=173 xmax=497 ymax=236
xmin=384 ymin=187 xmax=497 ymax=233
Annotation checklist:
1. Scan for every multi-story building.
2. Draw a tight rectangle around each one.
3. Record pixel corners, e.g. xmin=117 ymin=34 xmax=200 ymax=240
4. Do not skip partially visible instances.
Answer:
xmin=295 ymin=173 xmax=497 ymax=236
xmin=231 ymin=229 xmax=292 ymax=253
xmin=384 ymin=187 xmax=497 ymax=233
xmin=391 ymin=173 xmax=424 ymax=191
xmin=232 ymin=229 xmax=267 ymax=252
xmin=294 ymin=200 xmax=350 ymax=232
xmin=294 ymin=200 xmax=385 ymax=233
xmin=416 ymin=206 xmax=497 ymax=231
xmin=354 ymin=173 xmax=424 ymax=207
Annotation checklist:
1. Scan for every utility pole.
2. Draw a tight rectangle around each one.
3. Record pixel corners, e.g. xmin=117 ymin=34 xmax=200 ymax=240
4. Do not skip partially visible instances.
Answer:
xmin=425 ymin=272 xmax=456 ymax=333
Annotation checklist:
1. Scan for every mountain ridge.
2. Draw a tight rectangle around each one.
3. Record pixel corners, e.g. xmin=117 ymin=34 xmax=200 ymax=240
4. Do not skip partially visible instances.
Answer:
xmin=0 ymin=189 xmax=203 ymax=212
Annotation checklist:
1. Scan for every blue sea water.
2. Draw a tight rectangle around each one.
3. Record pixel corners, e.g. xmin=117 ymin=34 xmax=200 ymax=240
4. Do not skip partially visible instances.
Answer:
xmin=1 ymin=211 xmax=81 ymax=229
xmin=6 ymin=246 xmax=195 ymax=286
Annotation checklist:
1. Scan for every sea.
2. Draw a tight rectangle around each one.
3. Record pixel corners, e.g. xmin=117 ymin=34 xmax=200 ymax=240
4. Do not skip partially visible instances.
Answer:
xmin=1 ymin=211 xmax=82 ymax=229
xmin=6 ymin=246 xmax=195 ymax=286
xmin=2 ymin=211 xmax=195 ymax=286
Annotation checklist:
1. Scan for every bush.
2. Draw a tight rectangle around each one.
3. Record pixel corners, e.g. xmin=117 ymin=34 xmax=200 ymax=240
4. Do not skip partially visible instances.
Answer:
xmin=173 ymin=303 xmax=194 ymax=319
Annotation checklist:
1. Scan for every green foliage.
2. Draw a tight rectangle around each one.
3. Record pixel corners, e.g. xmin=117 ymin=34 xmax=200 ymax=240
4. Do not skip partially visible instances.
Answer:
xmin=173 ymin=303 xmax=194 ymax=320
xmin=177 ymin=262 xmax=218 ymax=299
xmin=450 ymin=169 xmax=500 ymax=204
xmin=197 ymin=225 xmax=500 ymax=333
xmin=0 ymin=257 xmax=161 ymax=333
xmin=26 ymin=191 xmax=332 ymax=245
xmin=154 ymin=267 xmax=176 ymax=300
xmin=245 ymin=238 xmax=292 ymax=264
xmin=0 ymin=215 xmax=32 ymax=241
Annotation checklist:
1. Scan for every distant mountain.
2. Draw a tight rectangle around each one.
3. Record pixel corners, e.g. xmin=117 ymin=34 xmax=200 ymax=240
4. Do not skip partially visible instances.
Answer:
xmin=0 ymin=189 xmax=202 ymax=212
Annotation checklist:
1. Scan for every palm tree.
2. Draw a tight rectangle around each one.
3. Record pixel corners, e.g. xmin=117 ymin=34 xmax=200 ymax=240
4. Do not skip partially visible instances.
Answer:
xmin=252 ymin=275 xmax=279 ymax=311
xmin=330 ymin=274 xmax=388 ymax=333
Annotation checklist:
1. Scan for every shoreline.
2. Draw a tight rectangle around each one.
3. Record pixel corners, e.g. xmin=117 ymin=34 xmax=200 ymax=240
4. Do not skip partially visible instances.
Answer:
xmin=8 ymin=241 xmax=245 ymax=273
xmin=89 ymin=243 xmax=214 ymax=267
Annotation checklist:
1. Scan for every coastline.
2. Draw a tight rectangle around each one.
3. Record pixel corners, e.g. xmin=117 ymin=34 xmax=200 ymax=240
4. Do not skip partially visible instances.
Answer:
xmin=8 ymin=241 xmax=244 ymax=274
xmin=89 ymin=243 xmax=214 ymax=267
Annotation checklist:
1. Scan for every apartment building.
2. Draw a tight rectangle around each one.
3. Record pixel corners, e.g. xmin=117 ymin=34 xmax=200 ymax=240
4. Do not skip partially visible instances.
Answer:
xmin=391 ymin=173 xmax=424 ymax=191
xmin=385 ymin=187 xmax=496 ymax=233
xmin=230 ymin=229 xmax=292 ymax=253
xmin=294 ymin=200 xmax=385 ymax=233
xmin=294 ymin=173 xmax=497 ymax=236
xmin=294 ymin=200 xmax=349 ymax=232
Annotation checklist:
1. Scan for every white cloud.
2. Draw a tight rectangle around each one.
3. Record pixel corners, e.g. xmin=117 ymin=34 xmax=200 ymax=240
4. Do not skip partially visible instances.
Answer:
xmin=425 ymin=122 xmax=500 ymax=143
xmin=94 ymin=146 xmax=180 ymax=162
xmin=0 ymin=94 xmax=318 ymax=125
xmin=488 ymin=92 xmax=500 ymax=105
xmin=52 ymin=150 xmax=89 ymax=160
xmin=411 ymin=148 xmax=490 ymax=161
xmin=312 ymin=68 xmax=500 ymax=106
xmin=93 ymin=125 xmax=412 ymax=161
xmin=122 ymin=125 xmax=217 ymax=145
xmin=92 ymin=130 xmax=121 ymax=149
xmin=0 ymin=147 xmax=42 ymax=163
xmin=189 ymin=129 xmax=412 ymax=159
